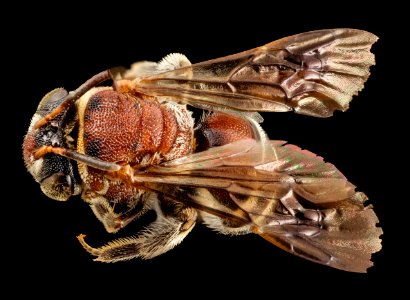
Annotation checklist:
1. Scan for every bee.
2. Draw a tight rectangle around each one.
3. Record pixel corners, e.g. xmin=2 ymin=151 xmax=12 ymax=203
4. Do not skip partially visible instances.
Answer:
xmin=23 ymin=28 xmax=382 ymax=272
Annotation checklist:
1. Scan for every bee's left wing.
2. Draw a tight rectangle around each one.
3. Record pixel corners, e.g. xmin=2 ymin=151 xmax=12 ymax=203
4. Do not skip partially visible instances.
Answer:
xmin=136 ymin=139 xmax=382 ymax=272
xmin=126 ymin=29 xmax=377 ymax=117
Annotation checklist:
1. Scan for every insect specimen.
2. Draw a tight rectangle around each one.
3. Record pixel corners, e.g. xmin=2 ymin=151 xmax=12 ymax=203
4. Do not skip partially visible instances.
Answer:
xmin=23 ymin=28 xmax=382 ymax=272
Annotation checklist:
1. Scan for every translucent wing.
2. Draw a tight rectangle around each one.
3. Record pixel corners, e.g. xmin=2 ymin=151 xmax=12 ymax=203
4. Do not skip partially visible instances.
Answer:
xmin=135 ymin=139 xmax=382 ymax=272
xmin=141 ymin=139 xmax=354 ymax=202
xmin=129 ymin=28 xmax=377 ymax=117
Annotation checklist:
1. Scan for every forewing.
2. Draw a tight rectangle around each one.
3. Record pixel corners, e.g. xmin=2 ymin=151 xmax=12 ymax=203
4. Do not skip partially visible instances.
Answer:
xmin=140 ymin=139 xmax=354 ymax=203
xmin=136 ymin=139 xmax=381 ymax=272
xmin=133 ymin=28 xmax=377 ymax=117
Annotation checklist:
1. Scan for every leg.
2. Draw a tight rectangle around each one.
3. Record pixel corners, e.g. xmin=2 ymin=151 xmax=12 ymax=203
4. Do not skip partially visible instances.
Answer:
xmin=199 ymin=210 xmax=251 ymax=235
xmin=78 ymin=195 xmax=197 ymax=262
xmin=85 ymin=193 xmax=150 ymax=233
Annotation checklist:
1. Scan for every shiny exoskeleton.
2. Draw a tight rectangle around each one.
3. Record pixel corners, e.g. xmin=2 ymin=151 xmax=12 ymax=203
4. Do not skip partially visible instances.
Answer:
xmin=23 ymin=28 xmax=382 ymax=272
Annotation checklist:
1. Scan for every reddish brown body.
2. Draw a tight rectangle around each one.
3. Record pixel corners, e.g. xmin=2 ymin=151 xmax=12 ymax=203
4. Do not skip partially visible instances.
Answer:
xmin=77 ymin=87 xmax=194 ymax=204
xmin=80 ymin=89 xmax=193 ymax=164
xmin=76 ymin=87 xmax=254 ymax=206
xmin=196 ymin=112 xmax=255 ymax=151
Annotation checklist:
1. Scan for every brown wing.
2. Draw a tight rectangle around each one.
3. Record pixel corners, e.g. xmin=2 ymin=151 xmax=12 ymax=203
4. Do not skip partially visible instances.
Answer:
xmin=131 ymin=28 xmax=377 ymax=117
xmin=135 ymin=139 xmax=382 ymax=272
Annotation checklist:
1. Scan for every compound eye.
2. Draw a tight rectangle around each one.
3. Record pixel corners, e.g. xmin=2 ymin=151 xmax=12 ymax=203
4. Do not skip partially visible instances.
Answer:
xmin=40 ymin=172 xmax=76 ymax=201
xmin=37 ymin=88 xmax=68 ymax=112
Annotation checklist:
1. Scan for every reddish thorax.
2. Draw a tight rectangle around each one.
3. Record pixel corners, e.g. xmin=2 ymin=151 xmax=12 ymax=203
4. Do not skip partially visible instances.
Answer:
xmin=77 ymin=88 xmax=193 ymax=201
xmin=81 ymin=90 xmax=192 ymax=164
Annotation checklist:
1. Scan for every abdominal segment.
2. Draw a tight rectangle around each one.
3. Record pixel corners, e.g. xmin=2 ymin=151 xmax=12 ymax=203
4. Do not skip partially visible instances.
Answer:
xmin=195 ymin=111 xmax=256 ymax=151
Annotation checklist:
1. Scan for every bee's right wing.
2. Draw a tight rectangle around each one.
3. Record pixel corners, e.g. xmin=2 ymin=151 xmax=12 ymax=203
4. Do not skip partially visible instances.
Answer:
xmin=141 ymin=139 xmax=355 ymax=204
xmin=126 ymin=29 xmax=377 ymax=117
xmin=136 ymin=139 xmax=382 ymax=272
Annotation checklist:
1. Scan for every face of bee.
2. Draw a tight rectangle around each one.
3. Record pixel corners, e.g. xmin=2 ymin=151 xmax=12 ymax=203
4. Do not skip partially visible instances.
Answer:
xmin=23 ymin=88 xmax=82 ymax=201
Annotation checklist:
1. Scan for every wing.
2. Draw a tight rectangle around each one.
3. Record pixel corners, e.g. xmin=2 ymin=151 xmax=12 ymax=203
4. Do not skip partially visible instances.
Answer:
xmin=135 ymin=139 xmax=382 ymax=272
xmin=128 ymin=28 xmax=377 ymax=117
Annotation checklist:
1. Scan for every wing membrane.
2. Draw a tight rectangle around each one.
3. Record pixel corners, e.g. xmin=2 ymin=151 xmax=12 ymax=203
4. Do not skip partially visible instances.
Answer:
xmin=133 ymin=28 xmax=377 ymax=117
xmin=139 ymin=139 xmax=354 ymax=203
xmin=134 ymin=139 xmax=381 ymax=272
xmin=256 ymin=202 xmax=382 ymax=273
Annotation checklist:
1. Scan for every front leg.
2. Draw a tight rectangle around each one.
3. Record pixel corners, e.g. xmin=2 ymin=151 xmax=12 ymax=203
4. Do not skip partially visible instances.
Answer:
xmin=78 ymin=195 xmax=197 ymax=262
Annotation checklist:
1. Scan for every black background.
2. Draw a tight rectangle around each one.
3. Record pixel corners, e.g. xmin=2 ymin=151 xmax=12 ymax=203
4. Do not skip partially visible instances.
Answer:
xmin=6 ymin=2 xmax=404 ymax=297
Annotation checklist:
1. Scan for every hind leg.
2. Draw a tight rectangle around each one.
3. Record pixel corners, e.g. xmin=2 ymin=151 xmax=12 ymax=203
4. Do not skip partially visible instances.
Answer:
xmin=78 ymin=195 xmax=197 ymax=262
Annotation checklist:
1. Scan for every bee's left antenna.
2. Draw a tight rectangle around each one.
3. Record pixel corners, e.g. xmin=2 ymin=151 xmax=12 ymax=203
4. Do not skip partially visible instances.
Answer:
xmin=34 ymin=70 xmax=113 ymax=129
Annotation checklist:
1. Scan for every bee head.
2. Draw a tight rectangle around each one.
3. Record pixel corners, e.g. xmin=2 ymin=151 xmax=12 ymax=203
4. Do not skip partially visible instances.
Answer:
xmin=23 ymin=88 xmax=82 ymax=201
